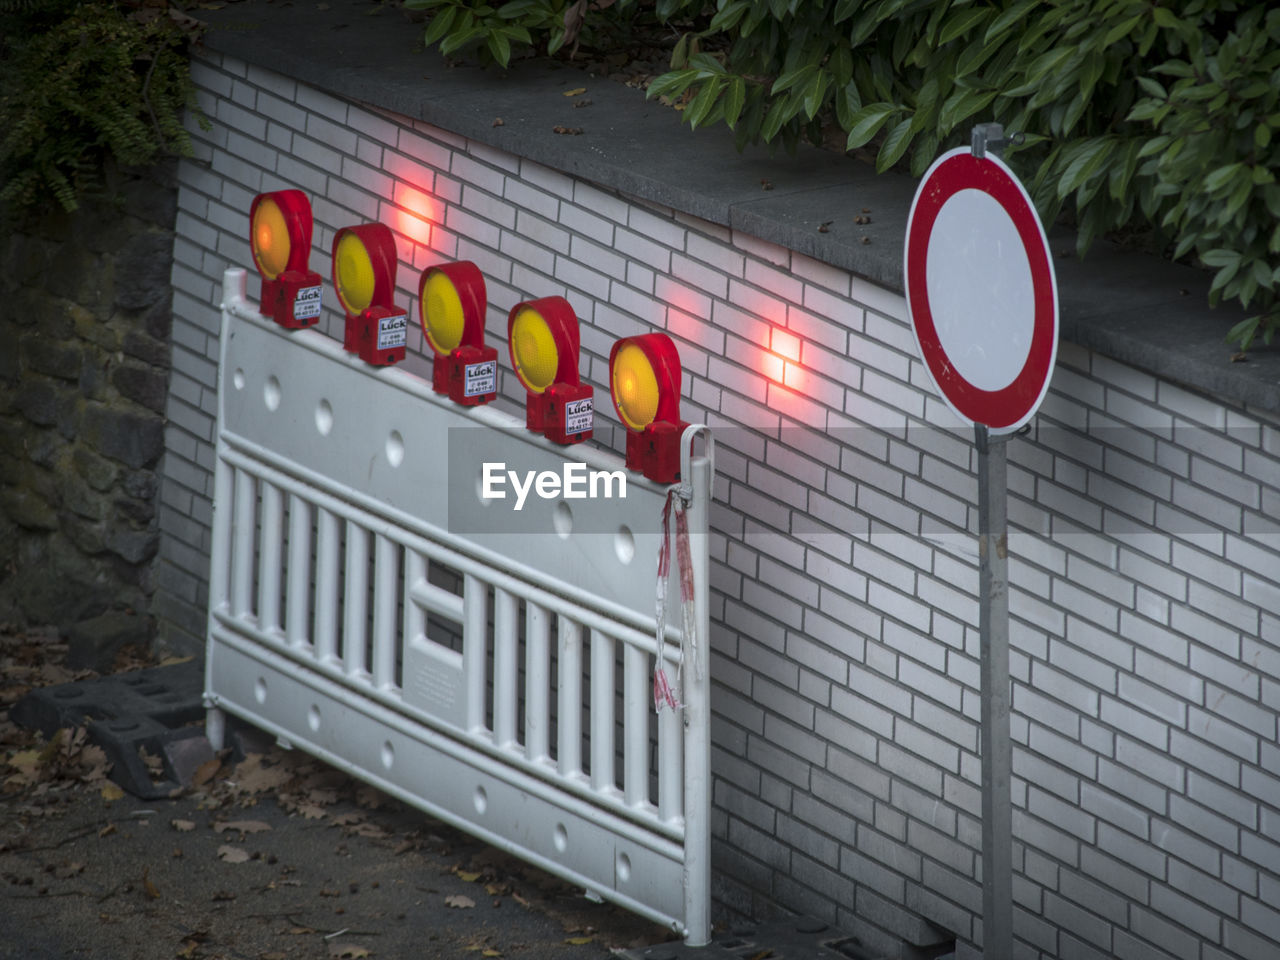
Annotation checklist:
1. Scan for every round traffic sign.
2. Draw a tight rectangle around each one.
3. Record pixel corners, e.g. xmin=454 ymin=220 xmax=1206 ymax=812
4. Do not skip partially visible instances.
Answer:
xmin=904 ymin=147 xmax=1058 ymax=433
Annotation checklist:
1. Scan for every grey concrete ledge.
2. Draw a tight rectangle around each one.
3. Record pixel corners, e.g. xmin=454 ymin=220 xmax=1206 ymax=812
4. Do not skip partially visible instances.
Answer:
xmin=194 ymin=0 xmax=1280 ymax=414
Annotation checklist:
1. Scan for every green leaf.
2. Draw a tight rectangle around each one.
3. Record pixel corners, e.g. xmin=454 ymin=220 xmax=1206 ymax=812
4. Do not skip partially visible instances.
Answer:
xmin=670 ymin=33 xmax=690 ymax=70
xmin=844 ymin=102 xmax=896 ymax=151
xmin=685 ymin=78 xmax=722 ymax=130
xmin=722 ymin=77 xmax=746 ymax=129
xmin=646 ymin=68 xmax=698 ymax=100
xmin=983 ymin=0 xmax=1038 ymax=45
xmin=495 ymin=0 xmax=541 ymax=18
xmin=1204 ymin=162 xmax=1244 ymax=194
xmin=802 ymin=71 xmax=828 ymax=121
xmin=1102 ymin=15 xmax=1141 ymax=48
xmin=771 ymin=63 xmax=816 ymax=96
xmin=1057 ymin=139 xmax=1112 ymax=200
xmin=938 ymin=87 xmax=996 ymax=135
xmin=423 ymin=6 xmax=458 ymax=46
xmin=487 ymin=30 xmax=511 ymax=67
xmin=875 ymin=117 xmax=915 ymax=172
xmin=938 ymin=7 xmax=990 ymax=46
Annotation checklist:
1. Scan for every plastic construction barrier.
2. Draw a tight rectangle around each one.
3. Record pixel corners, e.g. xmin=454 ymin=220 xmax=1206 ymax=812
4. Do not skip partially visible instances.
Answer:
xmin=204 ymin=269 xmax=713 ymax=944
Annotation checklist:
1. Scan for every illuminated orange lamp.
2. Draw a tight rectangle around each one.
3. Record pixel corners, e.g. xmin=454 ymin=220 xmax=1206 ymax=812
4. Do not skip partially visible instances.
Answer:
xmin=507 ymin=297 xmax=593 ymax=445
xmin=249 ymin=190 xmax=322 ymax=329
xmin=609 ymin=333 xmax=688 ymax=484
xmin=418 ymin=261 xmax=497 ymax=406
xmin=332 ymin=223 xmax=407 ymax=367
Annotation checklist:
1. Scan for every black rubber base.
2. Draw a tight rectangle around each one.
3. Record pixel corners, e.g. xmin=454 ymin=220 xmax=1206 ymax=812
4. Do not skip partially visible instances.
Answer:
xmin=10 ymin=659 xmax=210 ymax=800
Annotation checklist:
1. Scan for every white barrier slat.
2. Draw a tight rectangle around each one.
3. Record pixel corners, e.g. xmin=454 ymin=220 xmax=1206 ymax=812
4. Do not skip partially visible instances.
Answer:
xmin=372 ymin=534 xmax=398 ymax=690
xmin=257 ymin=481 xmax=283 ymax=635
xmin=624 ymin=643 xmax=648 ymax=808
xmin=525 ymin=602 xmax=550 ymax=763
xmin=493 ymin=587 xmax=518 ymax=749
xmin=231 ymin=467 xmax=255 ymax=619
xmin=344 ymin=521 xmax=370 ymax=680
xmin=590 ymin=629 xmax=616 ymax=797
xmin=286 ymin=492 xmax=312 ymax=650
xmin=557 ymin=617 xmax=582 ymax=779
xmin=314 ymin=507 xmax=340 ymax=665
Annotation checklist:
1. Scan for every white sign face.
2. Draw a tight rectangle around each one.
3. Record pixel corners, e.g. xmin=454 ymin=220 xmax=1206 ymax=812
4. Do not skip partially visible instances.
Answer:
xmin=925 ymin=188 xmax=1036 ymax=394
xmin=904 ymin=147 xmax=1058 ymax=433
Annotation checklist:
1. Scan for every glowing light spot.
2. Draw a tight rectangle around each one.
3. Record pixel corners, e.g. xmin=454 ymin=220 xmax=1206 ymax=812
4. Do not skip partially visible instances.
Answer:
xmin=783 ymin=361 xmax=808 ymax=393
xmin=760 ymin=351 xmax=784 ymax=385
xmin=771 ymin=328 xmax=801 ymax=363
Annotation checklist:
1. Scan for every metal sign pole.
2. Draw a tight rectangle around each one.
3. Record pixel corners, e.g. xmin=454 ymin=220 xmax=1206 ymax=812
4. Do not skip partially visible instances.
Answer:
xmin=975 ymin=422 xmax=1012 ymax=959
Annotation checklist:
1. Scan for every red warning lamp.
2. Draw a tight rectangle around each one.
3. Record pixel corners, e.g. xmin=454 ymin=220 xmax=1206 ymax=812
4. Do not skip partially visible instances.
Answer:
xmin=418 ymin=261 xmax=497 ymax=406
xmin=507 ymin=297 xmax=593 ymax=445
xmin=249 ymin=190 xmax=322 ymax=329
xmin=609 ymin=333 xmax=688 ymax=484
xmin=332 ymin=223 xmax=407 ymax=367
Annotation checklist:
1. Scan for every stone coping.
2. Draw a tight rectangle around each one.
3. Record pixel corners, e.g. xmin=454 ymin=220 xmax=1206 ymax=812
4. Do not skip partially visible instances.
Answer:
xmin=193 ymin=0 xmax=1280 ymax=414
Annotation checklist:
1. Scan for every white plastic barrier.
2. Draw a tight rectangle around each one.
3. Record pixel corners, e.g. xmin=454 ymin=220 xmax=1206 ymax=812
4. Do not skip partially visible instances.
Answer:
xmin=204 ymin=268 xmax=713 ymax=943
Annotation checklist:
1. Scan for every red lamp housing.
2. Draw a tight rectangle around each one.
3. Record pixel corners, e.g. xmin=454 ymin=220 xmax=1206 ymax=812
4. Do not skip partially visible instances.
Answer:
xmin=609 ymin=333 xmax=688 ymax=484
xmin=249 ymin=190 xmax=322 ymax=329
xmin=418 ymin=261 xmax=497 ymax=406
xmin=332 ymin=223 xmax=407 ymax=367
xmin=507 ymin=296 xmax=593 ymax=445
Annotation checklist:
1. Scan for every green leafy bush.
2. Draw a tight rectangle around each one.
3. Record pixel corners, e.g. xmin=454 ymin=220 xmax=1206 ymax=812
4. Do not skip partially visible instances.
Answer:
xmin=0 ymin=0 xmax=205 ymax=221
xmin=414 ymin=0 xmax=1279 ymax=349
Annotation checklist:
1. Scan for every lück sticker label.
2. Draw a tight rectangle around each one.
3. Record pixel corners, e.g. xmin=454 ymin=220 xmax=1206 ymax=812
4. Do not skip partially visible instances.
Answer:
xmin=378 ymin=313 xmax=408 ymax=350
xmin=464 ymin=360 xmax=496 ymax=396
xmin=294 ymin=285 xmax=322 ymax=321
xmin=564 ymin=397 xmax=593 ymax=434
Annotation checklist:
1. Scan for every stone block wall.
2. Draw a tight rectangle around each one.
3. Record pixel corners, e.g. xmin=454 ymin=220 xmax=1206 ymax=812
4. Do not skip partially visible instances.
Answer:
xmin=163 ymin=50 xmax=1280 ymax=960
xmin=0 ymin=163 xmax=175 ymax=649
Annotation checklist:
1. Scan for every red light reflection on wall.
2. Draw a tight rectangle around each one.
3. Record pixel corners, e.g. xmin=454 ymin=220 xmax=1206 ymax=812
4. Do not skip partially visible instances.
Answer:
xmin=389 ymin=183 xmax=439 ymax=248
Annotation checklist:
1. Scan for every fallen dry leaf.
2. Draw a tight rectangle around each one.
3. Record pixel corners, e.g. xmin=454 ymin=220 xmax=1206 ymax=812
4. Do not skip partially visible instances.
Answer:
xmin=175 ymin=941 xmax=199 ymax=959
xmin=191 ymin=757 xmax=221 ymax=788
xmin=143 ymin=868 xmax=160 ymax=899
xmin=171 ymin=819 xmax=197 ymax=832
xmin=217 ymin=845 xmax=250 ymax=864
xmin=445 ymin=894 xmax=475 ymax=909
xmin=328 ymin=945 xmax=371 ymax=959
xmin=99 ymin=823 xmax=117 ymax=839
xmin=565 ymin=936 xmax=594 ymax=945
xmin=215 ymin=820 xmax=272 ymax=834
xmin=454 ymin=870 xmax=482 ymax=883
xmin=552 ymin=126 xmax=584 ymax=135
xmin=492 ymin=118 xmax=504 ymax=127
xmin=100 ymin=782 xmax=124 ymax=802
xmin=562 ymin=87 xmax=587 ymax=97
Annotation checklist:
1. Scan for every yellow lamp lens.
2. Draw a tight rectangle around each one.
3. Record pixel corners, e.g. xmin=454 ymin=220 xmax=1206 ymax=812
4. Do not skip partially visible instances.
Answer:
xmin=612 ymin=343 xmax=660 ymax=431
xmin=510 ymin=308 xmax=559 ymax=393
xmin=252 ymin=198 xmax=290 ymax=280
xmin=422 ymin=270 xmax=465 ymax=355
xmin=335 ymin=233 xmax=376 ymax=315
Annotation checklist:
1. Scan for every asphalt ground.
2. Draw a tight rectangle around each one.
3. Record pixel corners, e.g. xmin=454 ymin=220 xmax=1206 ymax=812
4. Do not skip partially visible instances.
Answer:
xmin=0 ymin=629 xmax=675 ymax=960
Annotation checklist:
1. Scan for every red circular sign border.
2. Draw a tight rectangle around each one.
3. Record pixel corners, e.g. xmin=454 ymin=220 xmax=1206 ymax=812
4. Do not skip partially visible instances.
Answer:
xmin=905 ymin=149 xmax=1057 ymax=431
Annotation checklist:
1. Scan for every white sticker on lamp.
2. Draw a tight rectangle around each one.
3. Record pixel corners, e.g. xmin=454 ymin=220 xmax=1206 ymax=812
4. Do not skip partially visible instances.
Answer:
xmin=377 ymin=313 xmax=408 ymax=350
xmin=564 ymin=397 xmax=593 ymax=435
xmin=464 ymin=359 xmax=496 ymax=397
xmin=294 ymin=285 xmax=322 ymax=321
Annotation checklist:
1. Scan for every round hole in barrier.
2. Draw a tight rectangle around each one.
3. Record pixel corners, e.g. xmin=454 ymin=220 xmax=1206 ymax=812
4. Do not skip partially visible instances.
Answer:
xmin=233 ymin=368 xmax=245 ymax=390
xmin=315 ymin=399 xmax=333 ymax=436
xmin=386 ymin=430 xmax=404 ymax=468
xmin=614 ymin=525 xmax=635 ymax=564
xmin=616 ymin=852 xmax=631 ymax=883
xmin=553 ymin=501 xmax=572 ymax=539
xmin=553 ymin=823 xmax=568 ymax=853
xmin=307 ymin=705 xmax=321 ymax=731
xmin=474 ymin=786 xmax=487 ymax=814
xmin=254 ymin=677 xmax=267 ymax=704
xmin=381 ymin=741 xmax=395 ymax=770
xmin=264 ymin=375 xmax=281 ymax=411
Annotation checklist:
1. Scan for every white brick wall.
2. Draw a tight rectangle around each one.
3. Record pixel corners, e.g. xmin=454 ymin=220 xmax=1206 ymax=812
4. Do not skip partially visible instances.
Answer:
xmin=162 ymin=52 xmax=1280 ymax=960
